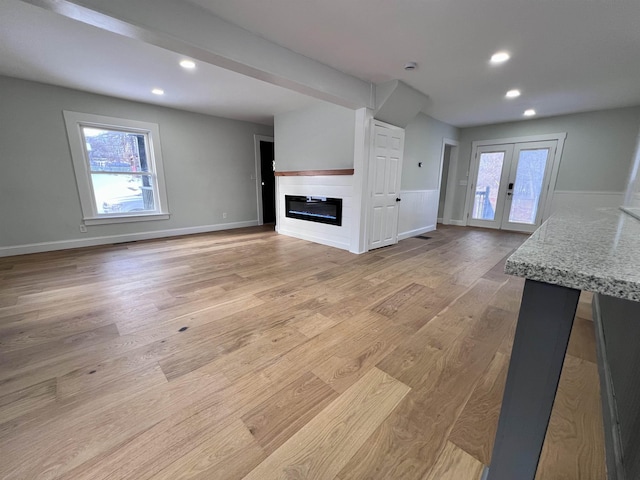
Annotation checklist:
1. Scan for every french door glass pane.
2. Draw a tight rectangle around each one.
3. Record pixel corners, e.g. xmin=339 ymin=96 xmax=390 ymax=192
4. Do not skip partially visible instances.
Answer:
xmin=472 ymin=152 xmax=504 ymax=220
xmin=508 ymin=149 xmax=549 ymax=224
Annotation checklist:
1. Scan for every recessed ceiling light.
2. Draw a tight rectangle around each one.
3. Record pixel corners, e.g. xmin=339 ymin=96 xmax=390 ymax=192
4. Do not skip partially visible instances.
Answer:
xmin=180 ymin=59 xmax=196 ymax=70
xmin=151 ymin=88 xmax=165 ymax=95
xmin=524 ymin=109 xmax=536 ymax=117
xmin=404 ymin=62 xmax=418 ymax=71
xmin=490 ymin=51 xmax=510 ymax=65
xmin=506 ymin=89 xmax=521 ymax=98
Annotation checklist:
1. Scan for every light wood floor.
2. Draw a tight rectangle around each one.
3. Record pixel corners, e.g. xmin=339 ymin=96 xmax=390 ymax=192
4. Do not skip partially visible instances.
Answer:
xmin=0 ymin=226 xmax=605 ymax=479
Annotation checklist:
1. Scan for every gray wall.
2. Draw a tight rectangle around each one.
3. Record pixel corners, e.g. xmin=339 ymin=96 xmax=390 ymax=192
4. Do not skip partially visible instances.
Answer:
xmin=274 ymin=103 xmax=356 ymax=171
xmin=451 ymin=106 xmax=640 ymax=221
xmin=402 ymin=113 xmax=459 ymax=191
xmin=0 ymin=76 xmax=273 ymax=247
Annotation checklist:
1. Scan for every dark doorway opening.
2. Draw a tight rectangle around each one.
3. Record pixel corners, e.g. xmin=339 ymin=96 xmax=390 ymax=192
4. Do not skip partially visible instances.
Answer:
xmin=260 ymin=140 xmax=276 ymax=224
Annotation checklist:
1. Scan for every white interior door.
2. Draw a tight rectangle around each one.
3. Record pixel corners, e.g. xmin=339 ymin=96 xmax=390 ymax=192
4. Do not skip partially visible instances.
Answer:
xmin=369 ymin=122 xmax=404 ymax=250
xmin=468 ymin=140 xmax=557 ymax=233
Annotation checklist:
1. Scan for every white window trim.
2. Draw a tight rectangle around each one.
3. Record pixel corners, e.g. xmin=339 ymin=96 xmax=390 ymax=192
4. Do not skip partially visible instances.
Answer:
xmin=64 ymin=111 xmax=170 ymax=225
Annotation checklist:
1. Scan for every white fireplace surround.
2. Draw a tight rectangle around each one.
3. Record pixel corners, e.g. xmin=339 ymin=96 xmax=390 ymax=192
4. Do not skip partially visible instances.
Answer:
xmin=276 ymin=175 xmax=353 ymax=251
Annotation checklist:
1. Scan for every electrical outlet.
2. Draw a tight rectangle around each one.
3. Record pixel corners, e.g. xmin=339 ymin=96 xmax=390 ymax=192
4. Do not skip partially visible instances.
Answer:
xmin=222 ymin=212 xmax=227 ymax=219
xmin=79 ymin=225 xmax=87 ymax=233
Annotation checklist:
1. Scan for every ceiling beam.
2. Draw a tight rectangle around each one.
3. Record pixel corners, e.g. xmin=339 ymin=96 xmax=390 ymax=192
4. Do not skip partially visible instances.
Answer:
xmin=21 ymin=0 xmax=375 ymax=110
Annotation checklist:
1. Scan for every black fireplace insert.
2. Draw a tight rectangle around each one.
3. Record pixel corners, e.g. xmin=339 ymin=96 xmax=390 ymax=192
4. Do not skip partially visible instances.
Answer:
xmin=285 ymin=195 xmax=342 ymax=226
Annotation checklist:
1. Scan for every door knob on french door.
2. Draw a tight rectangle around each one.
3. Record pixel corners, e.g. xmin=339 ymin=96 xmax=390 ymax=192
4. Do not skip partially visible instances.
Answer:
xmin=395 ymin=198 xmax=401 ymax=202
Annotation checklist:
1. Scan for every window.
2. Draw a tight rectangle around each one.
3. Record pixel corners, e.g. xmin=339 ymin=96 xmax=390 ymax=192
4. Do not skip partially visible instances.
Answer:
xmin=64 ymin=111 xmax=170 ymax=225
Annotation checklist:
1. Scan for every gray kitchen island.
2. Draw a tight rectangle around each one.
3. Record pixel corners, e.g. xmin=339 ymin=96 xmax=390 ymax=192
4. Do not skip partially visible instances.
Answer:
xmin=484 ymin=207 xmax=640 ymax=480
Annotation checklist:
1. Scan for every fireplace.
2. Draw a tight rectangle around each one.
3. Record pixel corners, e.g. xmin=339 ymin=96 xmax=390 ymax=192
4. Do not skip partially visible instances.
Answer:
xmin=285 ymin=195 xmax=342 ymax=226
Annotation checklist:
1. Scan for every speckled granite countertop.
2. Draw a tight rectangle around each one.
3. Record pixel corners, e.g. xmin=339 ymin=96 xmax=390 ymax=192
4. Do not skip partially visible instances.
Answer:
xmin=505 ymin=207 xmax=640 ymax=302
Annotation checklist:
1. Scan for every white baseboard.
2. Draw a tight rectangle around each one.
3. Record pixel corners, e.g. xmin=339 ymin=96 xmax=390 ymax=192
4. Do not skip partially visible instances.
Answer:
xmin=0 ymin=220 xmax=259 ymax=258
xmin=398 ymin=225 xmax=436 ymax=241
xmin=449 ymin=219 xmax=467 ymax=226
xmin=277 ymin=227 xmax=350 ymax=252
xmin=437 ymin=217 xmax=443 ymax=223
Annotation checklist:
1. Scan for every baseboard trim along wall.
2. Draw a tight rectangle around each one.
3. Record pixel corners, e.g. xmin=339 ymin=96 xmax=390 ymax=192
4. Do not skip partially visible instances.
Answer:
xmin=449 ymin=220 xmax=466 ymax=226
xmin=0 ymin=220 xmax=259 ymax=257
xmin=397 ymin=225 xmax=436 ymax=241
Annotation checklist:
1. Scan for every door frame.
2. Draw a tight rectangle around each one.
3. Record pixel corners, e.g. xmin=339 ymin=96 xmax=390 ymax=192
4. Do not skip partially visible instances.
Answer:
xmin=366 ymin=119 xmax=405 ymax=251
xmin=463 ymin=132 xmax=567 ymax=228
xmin=438 ymin=138 xmax=460 ymax=225
xmin=253 ymin=134 xmax=274 ymax=226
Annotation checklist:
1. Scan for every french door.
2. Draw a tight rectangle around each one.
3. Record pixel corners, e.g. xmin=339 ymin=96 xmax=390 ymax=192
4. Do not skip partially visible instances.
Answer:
xmin=468 ymin=140 xmax=557 ymax=233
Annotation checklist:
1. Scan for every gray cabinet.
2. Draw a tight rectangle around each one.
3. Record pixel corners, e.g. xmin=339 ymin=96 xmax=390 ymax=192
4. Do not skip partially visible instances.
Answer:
xmin=593 ymin=294 xmax=640 ymax=480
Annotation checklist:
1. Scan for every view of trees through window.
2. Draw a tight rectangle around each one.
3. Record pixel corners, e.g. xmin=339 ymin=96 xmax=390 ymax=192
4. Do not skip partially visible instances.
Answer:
xmin=82 ymin=128 xmax=155 ymax=214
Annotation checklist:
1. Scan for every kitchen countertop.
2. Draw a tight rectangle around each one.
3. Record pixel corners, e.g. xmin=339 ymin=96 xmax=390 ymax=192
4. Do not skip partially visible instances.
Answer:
xmin=505 ymin=207 xmax=640 ymax=302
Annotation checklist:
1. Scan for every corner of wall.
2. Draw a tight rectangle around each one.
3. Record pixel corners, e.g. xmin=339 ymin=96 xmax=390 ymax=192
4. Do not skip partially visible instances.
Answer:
xmin=350 ymin=108 xmax=374 ymax=254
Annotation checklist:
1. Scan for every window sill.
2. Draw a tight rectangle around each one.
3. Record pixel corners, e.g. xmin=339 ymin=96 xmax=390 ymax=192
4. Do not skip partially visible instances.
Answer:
xmin=83 ymin=213 xmax=170 ymax=226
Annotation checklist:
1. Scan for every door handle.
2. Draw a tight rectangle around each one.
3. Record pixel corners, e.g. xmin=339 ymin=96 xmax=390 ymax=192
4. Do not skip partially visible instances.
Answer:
xmin=395 ymin=198 xmax=401 ymax=202
xmin=508 ymin=182 xmax=514 ymax=190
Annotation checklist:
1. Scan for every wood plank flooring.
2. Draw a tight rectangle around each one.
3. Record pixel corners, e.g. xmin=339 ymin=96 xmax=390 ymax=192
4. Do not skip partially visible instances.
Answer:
xmin=0 ymin=225 xmax=605 ymax=479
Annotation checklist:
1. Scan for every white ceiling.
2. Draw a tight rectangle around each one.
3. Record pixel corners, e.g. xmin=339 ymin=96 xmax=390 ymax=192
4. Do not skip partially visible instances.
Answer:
xmin=0 ymin=1 xmax=323 ymax=126
xmin=186 ymin=0 xmax=640 ymax=126
xmin=2 ymin=0 xmax=640 ymax=127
